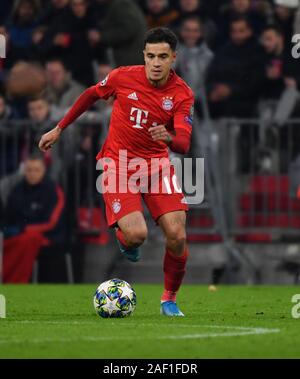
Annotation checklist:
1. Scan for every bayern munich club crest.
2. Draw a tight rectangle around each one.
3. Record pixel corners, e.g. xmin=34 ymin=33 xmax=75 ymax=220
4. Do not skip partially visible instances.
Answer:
xmin=112 ymin=199 xmax=121 ymax=214
xmin=162 ymin=96 xmax=174 ymax=111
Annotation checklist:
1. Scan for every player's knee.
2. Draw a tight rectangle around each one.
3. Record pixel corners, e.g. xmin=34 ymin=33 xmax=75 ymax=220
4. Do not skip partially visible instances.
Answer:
xmin=166 ymin=228 xmax=186 ymax=251
xmin=125 ymin=227 xmax=148 ymax=247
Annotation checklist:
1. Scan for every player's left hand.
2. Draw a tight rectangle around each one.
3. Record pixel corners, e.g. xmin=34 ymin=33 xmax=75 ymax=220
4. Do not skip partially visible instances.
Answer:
xmin=148 ymin=124 xmax=172 ymax=144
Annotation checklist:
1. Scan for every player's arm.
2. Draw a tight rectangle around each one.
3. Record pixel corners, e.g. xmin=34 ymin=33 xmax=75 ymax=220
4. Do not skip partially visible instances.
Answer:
xmin=38 ymin=86 xmax=100 ymax=151
xmin=149 ymin=92 xmax=194 ymax=154
xmin=39 ymin=69 xmax=119 ymax=152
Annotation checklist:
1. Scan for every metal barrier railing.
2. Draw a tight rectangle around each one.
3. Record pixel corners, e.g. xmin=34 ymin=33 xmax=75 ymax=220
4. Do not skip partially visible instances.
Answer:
xmin=219 ymin=118 xmax=300 ymax=240
xmin=1 ymin=118 xmax=300 ymax=244
xmin=0 ymin=119 xmax=106 ymax=239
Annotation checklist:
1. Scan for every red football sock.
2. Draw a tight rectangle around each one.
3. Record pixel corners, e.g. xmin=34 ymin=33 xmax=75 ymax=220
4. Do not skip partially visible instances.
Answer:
xmin=116 ymin=228 xmax=129 ymax=248
xmin=161 ymin=248 xmax=188 ymax=302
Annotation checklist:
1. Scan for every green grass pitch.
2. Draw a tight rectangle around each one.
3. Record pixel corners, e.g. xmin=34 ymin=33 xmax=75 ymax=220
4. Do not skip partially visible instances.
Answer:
xmin=0 ymin=284 xmax=299 ymax=358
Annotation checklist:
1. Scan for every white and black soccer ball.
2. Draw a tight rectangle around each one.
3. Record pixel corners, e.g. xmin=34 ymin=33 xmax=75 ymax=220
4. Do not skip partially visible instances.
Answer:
xmin=93 ymin=278 xmax=137 ymax=318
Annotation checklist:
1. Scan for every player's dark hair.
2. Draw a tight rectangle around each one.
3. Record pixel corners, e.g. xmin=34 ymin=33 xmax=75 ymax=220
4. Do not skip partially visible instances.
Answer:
xmin=144 ymin=27 xmax=178 ymax=51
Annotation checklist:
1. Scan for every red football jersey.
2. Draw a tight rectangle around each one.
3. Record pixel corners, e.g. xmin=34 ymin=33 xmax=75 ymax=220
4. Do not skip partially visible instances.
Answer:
xmin=95 ymin=65 xmax=194 ymax=163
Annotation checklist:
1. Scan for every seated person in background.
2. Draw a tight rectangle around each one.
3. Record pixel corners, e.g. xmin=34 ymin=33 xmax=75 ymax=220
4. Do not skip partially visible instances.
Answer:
xmin=3 ymin=153 xmax=65 ymax=283
xmin=206 ymin=16 xmax=264 ymax=118
xmin=0 ymin=94 xmax=16 ymax=121
xmin=259 ymin=24 xmax=300 ymax=125
xmin=145 ymin=0 xmax=179 ymax=29
xmin=273 ymin=0 xmax=299 ymax=42
xmin=172 ymin=0 xmax=217 ymax=47
xmin=175 ymin=16 xmax=214 ymax=99
xmin=37 ymin=0 xmax=70 ymax=29
xmin=27 ymin=96 xmax=63 ymax=181
xmin=216 ymin=0 xmax=268 ymax=47
xmin=0 ymin=94 xmax=21 ymax=177
xmin=5 ymin=0 xmax=41 ymax=62
xmin=44 ymin=57 xmax=85 ymax=114
xmin=27 ymin=96 xmax=53 ymax=142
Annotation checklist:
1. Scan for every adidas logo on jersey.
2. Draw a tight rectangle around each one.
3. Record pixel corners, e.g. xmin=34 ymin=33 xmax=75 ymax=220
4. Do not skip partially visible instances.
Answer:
xmin=128 ymin=92 xmax=138 ymax=101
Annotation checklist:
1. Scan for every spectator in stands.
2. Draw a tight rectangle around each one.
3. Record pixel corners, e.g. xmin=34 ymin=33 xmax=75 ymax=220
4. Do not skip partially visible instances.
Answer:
xmin=88 ymin=0 xmax=147 ymax=67
xmin=27 ymin=97 xmax=58 ymax=179
xmin=206 ymin=16 xmax=264 ymax=118
xmin=260 ymin=25 xmax=297 ymax=100
xmin=0 ymin=94 xmax=18 ymax=121
xmin=0 ymin=1 xmax=14 ymax=25
xmin=216 ymin=0 xmax=268 ymax=46
xmin=175 ymin=16 xmax=214 ymax=97
xmin=27 ymin=95 xmax=79 ymax=181
xmin=38 ymin=0 xmax=70 ymax=26
xmin=172 ymin=0 xmax=217 ymax=47
xmin=27 ymin=96 xmax=54 ymax=148
xmin=273 ymin=0 xmax=299 ymax=42
xmin=36 ymin=0 xmax=96 ymax=85
xmin=203 ymin=0 xmax=231 ymax=19
xmin=259 ymin=24 xmax=300 ymax=125
xmin=5 ymin=0 xmax=41 ymax=62
xmin=295 ymin=3 xmax=300 ymax=34
xmin=44 ymin=58 xmax=84 ymax=112
xmin=32 ymin=0 xmax=70 ymax=60
xmin=0 ymin=94 xmax=21 ymax=177
xmin=145 ymin=0 xmax=179 ymax=29
xmin=32 ymin=1 xmax=70 ymax=58
xmin=3 ymin=153 xmax=65 ymax=283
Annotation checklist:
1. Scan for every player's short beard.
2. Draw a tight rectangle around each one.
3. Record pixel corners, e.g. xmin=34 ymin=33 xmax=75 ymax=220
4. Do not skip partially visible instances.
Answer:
xmin=149 ymin=73 xmax=168 ymax=87
xmin=149 ymin=78 xmax=161 ymax=87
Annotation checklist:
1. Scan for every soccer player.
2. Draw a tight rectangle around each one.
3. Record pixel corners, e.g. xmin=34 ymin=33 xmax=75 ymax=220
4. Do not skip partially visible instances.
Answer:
xmin=39 ymin=27 xmax=195 ymax=317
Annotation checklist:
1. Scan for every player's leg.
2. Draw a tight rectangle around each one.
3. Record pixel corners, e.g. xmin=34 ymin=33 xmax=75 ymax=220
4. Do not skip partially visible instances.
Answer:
xmin=102 ymin=185 xmax=147 ymax=262
xmin=158 ymin=210 xmax=188 ymax=316
xmin=143 ymin=163 xmax=189 ymax=315
xmin=115 ymin=211 xmax=148 ymax=262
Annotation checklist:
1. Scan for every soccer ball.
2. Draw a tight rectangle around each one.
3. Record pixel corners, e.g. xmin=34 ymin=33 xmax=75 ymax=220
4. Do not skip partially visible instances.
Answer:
xmin=93 ymin=278 xmax=137 ymax=318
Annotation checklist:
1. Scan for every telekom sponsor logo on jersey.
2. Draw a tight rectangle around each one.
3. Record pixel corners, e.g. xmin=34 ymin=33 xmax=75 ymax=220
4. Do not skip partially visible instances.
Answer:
xmin=130 ymin=107 xmax=149 ymax=129
xmin=96 ymin=151 xmax=204 ymax=206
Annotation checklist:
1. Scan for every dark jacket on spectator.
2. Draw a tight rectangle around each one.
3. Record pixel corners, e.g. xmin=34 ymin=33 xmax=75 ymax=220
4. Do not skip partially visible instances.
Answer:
xmin=274 ymin=12 xmax=297 ymax=43
xmin=100 ymin=0 xmax=147 ymax=67
xmin=38 ymin=6 xmax=97 ymax=86
xmin=261 ymin=45 xmax=300 ymax=100
xmin=4 ymin=176 xmax=66 ymax=244
xmin=206 ymin=36 xmax=265 ymax=117
xmin=146 ymin=6 xmax=179 ymax=29
xmin=171 ymin=6 xmax=217 ymax=48
xmin=216 ymin=7 xmax=267 ymax=47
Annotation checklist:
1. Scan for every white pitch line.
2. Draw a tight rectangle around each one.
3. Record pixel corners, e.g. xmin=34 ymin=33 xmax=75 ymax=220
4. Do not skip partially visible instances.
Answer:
xmin=0 ymin=325 xmax=280 ymax=345
xmin=1 ymin=320 xmax=278 ymax=331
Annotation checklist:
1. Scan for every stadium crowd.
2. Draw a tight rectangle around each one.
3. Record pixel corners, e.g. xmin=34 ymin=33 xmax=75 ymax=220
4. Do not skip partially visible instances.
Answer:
xmin=0 ymin=0 xmax=300 ymax=283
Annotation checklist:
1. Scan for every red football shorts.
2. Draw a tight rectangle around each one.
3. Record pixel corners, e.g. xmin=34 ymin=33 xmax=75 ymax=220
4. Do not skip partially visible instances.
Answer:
xmin=101 ymin=162 xmax=188 ymax=227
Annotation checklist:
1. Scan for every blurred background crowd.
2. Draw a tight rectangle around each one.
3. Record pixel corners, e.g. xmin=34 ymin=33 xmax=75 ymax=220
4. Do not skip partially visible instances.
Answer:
xmin=1 ymin=0 xmax=300 ymax=122
xmin=1 ymin=0 xmax=300 ymax=284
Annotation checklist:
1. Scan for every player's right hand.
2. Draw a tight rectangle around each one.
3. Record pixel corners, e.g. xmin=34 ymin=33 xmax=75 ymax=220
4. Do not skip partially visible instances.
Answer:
xmin=38 ymin=125 xmax=62 ymax=152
